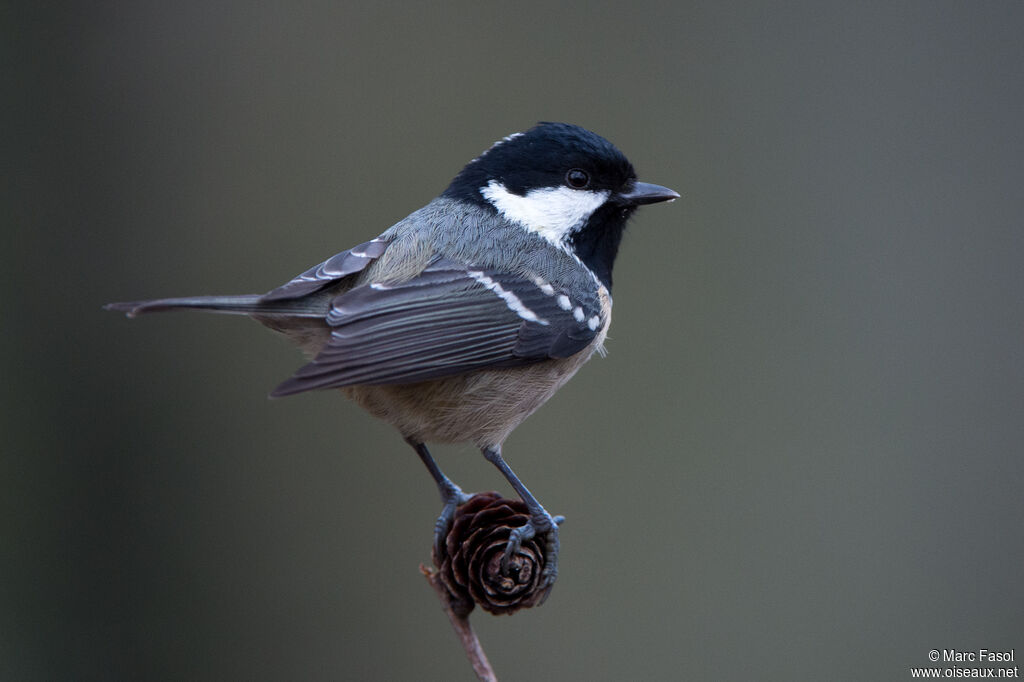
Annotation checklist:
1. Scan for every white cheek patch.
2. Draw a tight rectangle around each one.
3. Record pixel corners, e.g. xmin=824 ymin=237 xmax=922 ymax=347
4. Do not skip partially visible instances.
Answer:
xmin=480 ymin=180 xmax=610 ymax=246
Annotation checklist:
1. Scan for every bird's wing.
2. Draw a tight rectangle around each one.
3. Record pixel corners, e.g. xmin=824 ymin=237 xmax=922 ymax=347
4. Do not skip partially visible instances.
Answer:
xmin=270 ymin=259 xmax=603 ymax=395
xmin=260 ymin=238 xmax=392 ymax=302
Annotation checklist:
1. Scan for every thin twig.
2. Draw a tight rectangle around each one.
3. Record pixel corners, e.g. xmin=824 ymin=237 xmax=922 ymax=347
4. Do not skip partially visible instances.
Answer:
xmin=420 ymin=564 xmax=497 ymax=682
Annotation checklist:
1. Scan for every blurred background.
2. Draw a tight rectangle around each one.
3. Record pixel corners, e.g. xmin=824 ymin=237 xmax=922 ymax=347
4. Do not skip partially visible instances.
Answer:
xmin=6 ymin=2 xmax=1023 ymax=680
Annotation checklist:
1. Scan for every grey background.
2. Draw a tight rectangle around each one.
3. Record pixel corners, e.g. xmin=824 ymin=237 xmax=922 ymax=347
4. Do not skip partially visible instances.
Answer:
xmin=6 ymin=2 xmax=1023 ymax=680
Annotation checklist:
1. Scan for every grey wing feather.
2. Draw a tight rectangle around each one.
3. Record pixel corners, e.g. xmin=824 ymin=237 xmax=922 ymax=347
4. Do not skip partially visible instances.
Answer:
xmin=271 ymin=262 xmax=602 ymax=396
xmin=260 ymin=238 xmax=391 ymax=302
xmin=106 ymin=239 xmax=392 ymax=318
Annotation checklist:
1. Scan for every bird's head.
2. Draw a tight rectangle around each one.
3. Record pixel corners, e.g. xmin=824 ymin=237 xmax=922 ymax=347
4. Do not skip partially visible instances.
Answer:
xmin=443 ymin=122 xmax=678 ymax=289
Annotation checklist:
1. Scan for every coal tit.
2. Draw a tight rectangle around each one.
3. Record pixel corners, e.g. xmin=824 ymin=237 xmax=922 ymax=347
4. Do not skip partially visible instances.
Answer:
xmin=107 ymin=122 xmax=679 ymax=590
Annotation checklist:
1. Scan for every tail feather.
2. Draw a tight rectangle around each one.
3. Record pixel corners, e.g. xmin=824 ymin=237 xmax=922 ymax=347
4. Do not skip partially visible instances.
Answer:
xmin=104 ymin=294 xmax=323 ymax=318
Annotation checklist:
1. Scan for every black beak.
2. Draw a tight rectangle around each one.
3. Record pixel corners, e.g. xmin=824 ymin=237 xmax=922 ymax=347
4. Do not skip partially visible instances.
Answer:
xmin=615 ymin=181 xmax=680 ymax=206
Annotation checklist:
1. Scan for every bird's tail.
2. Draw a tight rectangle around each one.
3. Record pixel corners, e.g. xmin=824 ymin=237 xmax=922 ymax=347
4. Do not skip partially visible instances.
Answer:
xmin=104 ymin=294 xmax=324 ymax=318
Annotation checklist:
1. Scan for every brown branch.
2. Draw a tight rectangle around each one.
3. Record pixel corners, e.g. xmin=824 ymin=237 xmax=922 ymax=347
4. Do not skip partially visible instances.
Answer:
xmin=420 ymin=564 xmax=497 ymax=682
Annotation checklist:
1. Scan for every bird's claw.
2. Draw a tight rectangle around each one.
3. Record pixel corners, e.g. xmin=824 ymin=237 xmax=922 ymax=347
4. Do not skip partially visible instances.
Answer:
xmin=501 ymin=510 xmax=563 ymax=588
xmin=432 ymin=485 xmax=472 ymax=558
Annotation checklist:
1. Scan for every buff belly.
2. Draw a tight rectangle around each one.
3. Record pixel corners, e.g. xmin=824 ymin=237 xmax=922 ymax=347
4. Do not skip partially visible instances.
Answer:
xmin=343 ymin=350 xmax=594 ymax=447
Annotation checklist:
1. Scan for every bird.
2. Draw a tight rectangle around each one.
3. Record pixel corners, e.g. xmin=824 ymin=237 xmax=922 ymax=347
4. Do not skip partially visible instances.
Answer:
xmin=106 ymin=122 xmax=679 ymax=591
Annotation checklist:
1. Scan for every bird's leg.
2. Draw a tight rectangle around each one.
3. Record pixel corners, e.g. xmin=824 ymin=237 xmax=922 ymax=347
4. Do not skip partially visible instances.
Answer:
xmin=481 ymin=445 xmax=563 ymax=588
xmin=406 ymin=438 xmax=471 ymax=557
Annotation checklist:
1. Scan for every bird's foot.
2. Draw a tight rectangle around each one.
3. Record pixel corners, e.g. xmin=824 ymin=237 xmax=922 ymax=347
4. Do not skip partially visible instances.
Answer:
xmin=433 ymin=483 xmax=472 ymax=559
xmin=502 ymin=510 xmax=565 ymax=589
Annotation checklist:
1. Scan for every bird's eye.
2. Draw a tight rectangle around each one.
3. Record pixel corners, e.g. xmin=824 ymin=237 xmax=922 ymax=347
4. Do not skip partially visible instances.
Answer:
xmin=565 ymin=168 xmax=590 ymax=189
